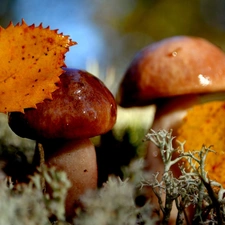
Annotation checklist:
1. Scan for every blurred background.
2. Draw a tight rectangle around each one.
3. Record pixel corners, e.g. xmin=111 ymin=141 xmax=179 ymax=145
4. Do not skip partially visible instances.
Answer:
xmin=1 ymin=0 xmax=225 ymax=90
xmin=1 ymin=0 xmax=225 ymax=184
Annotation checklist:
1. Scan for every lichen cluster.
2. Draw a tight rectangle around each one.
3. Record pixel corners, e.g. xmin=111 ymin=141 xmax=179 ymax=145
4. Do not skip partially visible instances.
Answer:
xmin=1 ymin=129 xmax=225 ymax=224
xmin=74 ymin=175 xmax=155 ymax=225
xmin=144 ymin=129 xmax=225 ymax=224
xmin=0 ymin=165 xmax=71 ymax=225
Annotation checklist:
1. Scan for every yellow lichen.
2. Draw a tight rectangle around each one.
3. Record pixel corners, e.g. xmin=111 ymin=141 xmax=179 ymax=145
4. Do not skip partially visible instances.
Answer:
xmin=177 ymin=101 xmax=225 ymax=186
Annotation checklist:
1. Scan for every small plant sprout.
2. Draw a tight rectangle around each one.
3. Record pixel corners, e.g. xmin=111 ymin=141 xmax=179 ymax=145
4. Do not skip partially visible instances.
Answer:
xmin=143 ymin=129 xmax=225 ymax=224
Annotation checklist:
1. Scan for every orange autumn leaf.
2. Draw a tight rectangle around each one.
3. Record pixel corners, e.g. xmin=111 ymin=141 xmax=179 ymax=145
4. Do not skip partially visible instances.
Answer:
xmin=0 ymin=19 xmax=76 ymax=113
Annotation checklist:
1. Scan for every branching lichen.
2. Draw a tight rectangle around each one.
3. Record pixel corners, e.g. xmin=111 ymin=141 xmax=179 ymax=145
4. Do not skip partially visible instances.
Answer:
xmin=143 ymin=129 xmax=225 ymax=224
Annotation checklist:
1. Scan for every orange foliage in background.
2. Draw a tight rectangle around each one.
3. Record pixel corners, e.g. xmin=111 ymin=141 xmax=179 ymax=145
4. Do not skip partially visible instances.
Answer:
xmin=177 ymin=101 xmax=225 ymax=186
xmin=0 ymin=19 xmax=76 ymax=113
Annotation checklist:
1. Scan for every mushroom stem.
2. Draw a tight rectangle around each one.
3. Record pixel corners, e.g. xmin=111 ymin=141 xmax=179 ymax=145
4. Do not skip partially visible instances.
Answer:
xmin=42 ymin=138 xmax=98 ymax=220
xmin=146 ymin=94 xmax=199 ymax=174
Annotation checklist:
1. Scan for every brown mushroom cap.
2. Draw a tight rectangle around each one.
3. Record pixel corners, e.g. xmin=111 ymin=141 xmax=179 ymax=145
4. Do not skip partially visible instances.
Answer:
xmin=117 ymin=36 xmax=225 ymax=107
xmin=9 ymin=68 xmax=117 ymax=140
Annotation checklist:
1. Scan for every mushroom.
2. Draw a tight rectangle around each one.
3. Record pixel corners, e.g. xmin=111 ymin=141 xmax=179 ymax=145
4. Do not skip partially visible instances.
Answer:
xmin=116 ymin=36 xmax=225 ymax=223
xmin=8 ymin=67 xmax=117 ymax=220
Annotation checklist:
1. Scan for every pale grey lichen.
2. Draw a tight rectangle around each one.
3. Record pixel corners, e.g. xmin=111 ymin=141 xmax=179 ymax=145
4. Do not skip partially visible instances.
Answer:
xmin=31 ymin=165 xmax=71 ymax=221
xmin=0 ymin=181 xmax=50 ymax=225
xmin=74 ymin=175 xmax=156 ymax=225
xmin=1 ymin=129 xmax=225 ymax=224
xmin=0 ymin=165 xmax=71 ymax=225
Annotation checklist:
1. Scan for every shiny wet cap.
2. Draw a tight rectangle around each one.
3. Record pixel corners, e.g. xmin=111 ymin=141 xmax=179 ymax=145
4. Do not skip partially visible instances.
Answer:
xmin=9 ymin=68 xmax=117 ymax=140
xmin=117 ymin=36 xmax=225 ymax=107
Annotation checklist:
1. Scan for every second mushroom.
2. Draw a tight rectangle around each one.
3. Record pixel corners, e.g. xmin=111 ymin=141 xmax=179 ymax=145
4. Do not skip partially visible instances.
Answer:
xmin=117 ymin=35 xmax=225 ymax=224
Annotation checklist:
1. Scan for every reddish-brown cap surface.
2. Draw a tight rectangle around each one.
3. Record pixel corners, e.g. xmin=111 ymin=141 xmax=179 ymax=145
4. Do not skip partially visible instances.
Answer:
xmin=9 ymin=68 xmax=117 ymax=140
xmin=117 ymin=36 xmax=225 ymax=107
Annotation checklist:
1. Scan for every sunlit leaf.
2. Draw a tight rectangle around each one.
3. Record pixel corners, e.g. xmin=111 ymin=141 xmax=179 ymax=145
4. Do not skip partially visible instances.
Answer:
xmin=0 ymin=19 xmax=76 ymax=113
